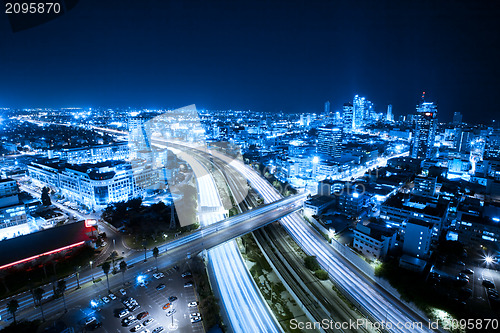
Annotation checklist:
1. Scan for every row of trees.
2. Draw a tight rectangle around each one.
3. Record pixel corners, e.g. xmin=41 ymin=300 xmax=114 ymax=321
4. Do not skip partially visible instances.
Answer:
xmin=6 ymin=278 xmax=67 ymax=326
xmin=5 ymin=246 xmax=162 ymax=327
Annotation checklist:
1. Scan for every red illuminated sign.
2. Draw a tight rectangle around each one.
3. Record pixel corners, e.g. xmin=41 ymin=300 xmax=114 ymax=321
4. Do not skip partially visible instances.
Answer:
xmin=0 ymin=241 xmax=86 ymax=270
xmin=85 ymin=219 xmax=97 ymax=227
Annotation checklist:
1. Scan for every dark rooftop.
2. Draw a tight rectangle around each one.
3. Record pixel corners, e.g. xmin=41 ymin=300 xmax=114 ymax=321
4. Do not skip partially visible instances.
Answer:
xmin=0 ymin=221 xmax=92 ymax=269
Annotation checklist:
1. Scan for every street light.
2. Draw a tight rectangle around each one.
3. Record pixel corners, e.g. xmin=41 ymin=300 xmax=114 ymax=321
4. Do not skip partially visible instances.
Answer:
xmin=90 ymin=261 xmax=94 ymax=283
xmin=485 ymin=256 xmax=494 ymax=265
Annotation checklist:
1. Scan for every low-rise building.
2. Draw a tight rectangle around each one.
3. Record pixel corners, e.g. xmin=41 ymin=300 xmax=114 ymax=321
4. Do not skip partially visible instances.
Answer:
xmin=353 ymin=223 xmax=397 ymax=260
xmin=28 ymin=159 xmax=168 ymax=210
xmin=0 ymin=178 xmax=29 ymax=240
xmin=402 ymin=218 xmax=433 ymax=259
xmin=379 ymin=193 xmax=448 ymax=238
xmin=303 ymin=195 xmax=335 ymax=216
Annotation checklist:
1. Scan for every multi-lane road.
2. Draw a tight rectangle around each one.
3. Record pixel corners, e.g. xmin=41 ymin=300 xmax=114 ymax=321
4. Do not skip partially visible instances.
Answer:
xmin=164 ymin=140 xmax=435 ymax=333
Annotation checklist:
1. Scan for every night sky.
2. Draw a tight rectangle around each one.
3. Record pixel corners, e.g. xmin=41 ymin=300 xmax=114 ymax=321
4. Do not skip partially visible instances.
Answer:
xmin=1 ymin=0 xmax=499 ymax=123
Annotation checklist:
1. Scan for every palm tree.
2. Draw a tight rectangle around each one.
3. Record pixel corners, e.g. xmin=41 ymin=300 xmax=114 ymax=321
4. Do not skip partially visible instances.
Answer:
xmin=102 ymin=262 xmax=111 ymax=292
xmin=74 ymin=266 xmax=81 ymax=289
xmin=56 ymin=280 xmax=67 ymax=312
xmin=6 ymin=299 xmax=19 ymax=325
xmin=152 ymin=247 xmax=159 ymax=272
xmin=110 ymin=251 xmax=118 ymax=273
xmin=119 ymin=261 xmax=127 ymax=285
xmin=33 ymin=287 xmax=45 ymax=321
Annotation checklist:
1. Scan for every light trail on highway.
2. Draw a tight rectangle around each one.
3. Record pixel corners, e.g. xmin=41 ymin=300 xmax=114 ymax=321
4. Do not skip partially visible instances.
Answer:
xmin=208 ymin=149 xmax=433 ymax=333
xmin=170 ymin=147 xmax=283 ymax=333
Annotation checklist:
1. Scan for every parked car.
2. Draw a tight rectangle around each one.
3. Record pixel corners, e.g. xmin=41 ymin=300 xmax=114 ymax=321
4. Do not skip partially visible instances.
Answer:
xmin=483 ymin=279 xmax=495 ymax=288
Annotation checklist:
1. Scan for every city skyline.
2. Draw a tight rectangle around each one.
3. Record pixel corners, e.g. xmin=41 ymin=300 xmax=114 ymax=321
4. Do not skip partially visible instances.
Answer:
xmin=1 ymin=0 xmax=500 ymax=123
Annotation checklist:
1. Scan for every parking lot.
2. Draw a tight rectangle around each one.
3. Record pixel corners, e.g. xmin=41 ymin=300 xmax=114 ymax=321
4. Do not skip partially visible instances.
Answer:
xmin=71 ymin=266 xmax=205 ymax=332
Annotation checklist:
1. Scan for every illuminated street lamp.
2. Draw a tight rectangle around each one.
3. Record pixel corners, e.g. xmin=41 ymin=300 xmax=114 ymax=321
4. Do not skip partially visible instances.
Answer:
xmin=485 ymin=256 xmax=494 ymax=265
xmin=90 ymin=261 xmax=94 ymax=283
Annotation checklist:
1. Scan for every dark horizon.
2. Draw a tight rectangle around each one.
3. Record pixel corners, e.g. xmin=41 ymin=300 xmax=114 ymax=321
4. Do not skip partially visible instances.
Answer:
xmin=1 ymin=0 xmax=499 ymax=123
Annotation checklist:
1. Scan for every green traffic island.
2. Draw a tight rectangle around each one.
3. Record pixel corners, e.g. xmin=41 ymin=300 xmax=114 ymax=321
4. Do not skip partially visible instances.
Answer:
xmin=101 ymin=188 xmax=199 ymax=250
xmin=189 ymin=256 xmax=222 ymax=331
xmin=238 ymin=234 xmax=308 ymax=333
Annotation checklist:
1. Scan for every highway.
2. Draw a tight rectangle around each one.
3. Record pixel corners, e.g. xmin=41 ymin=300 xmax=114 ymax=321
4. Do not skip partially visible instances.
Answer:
xmin=183 ymin=144 xmax=379 ymax=333
xmin=162 ymin=140 xmax=434 ymax=333
xmin=168 ymin=146 xmax=283 ymax=333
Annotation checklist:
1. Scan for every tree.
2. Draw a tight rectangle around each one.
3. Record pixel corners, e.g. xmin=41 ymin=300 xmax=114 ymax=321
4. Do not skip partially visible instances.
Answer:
xmin=102 ymin=262 xmax=111 ymax=292
xmin=56 ymin=280 xmax=67 ymax=312
xmin=41 ymin=187 xmax=51 ymax=206
xmin=110 ymin=251 xmax=118 ymax=272
xmin=152 ymin=247 xmax=159 ymax=272
xmin=74 ymin=266 xmax=81 ymax=289
xmin=119 ymin=261 xmax=128 ymax=285
xmin=304 ymin=256 xmax=320 ymax=271
xmin=6 ymin=299 xmax=19 ymax=325
xmin=33 ymin=287 xmax=45 ymax=321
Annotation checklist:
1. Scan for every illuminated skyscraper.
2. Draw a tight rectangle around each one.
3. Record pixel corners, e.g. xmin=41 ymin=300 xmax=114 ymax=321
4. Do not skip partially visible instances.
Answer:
xmin=453 ymin=112 xmax=463 ymax=125
xmin=342 ymin=102 xmax=354 ymax=132
xmin=386 ymin=104 xmax=394 ymax=122
xmin=317 ymin=126 xmax=343 ymax=159
xmin=411 ymin=101 xmax=438 ymax=159
xmin=353 ymin=95 xmax=366 ymax=128
xmin=324 ymin=100 xmax=331 ymax=114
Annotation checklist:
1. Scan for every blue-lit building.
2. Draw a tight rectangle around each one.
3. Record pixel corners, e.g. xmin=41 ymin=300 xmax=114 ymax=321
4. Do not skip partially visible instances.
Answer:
xmin=316 ymin=126 xmax=342 ymax=160
xmin=411 ymin=101 xmax=438 ymax=159
xmin=0 ymin=178 xmax=29 ymax=239
xmin=28 ymin=159 xmax=167 ymax=210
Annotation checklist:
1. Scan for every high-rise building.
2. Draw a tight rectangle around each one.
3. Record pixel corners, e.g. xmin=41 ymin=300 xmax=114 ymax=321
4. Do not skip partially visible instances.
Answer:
xmin=324 ymin=101 xmax=331 ymax=114
xmin=386 ymin=104 xmax=394 ymax=122
xmin=353 ymin=95 xmax=366 ymax=128
xmin=411 ymin=101 xmax=438 ymax=159
xmin=317 ymin=126 xmax=343 ymax=159
xmin=453 ymin=112 xmax=463 ymax=125
xmin=342 ymin=102 xmax=354 ymax=132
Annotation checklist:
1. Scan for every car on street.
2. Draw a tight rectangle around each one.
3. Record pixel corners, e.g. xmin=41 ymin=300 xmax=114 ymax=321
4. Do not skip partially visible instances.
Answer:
xmin=461 ymin=268 xmax=474 ymax=275
xmin=184 ymin=281 xmax=193 ymax=288
xmin=152 ymin=327 xmax=164 ymax=333
xmin=156 ymin=283 xmax=165 ymax=291
xmin=191 ymin=316 xmax=202 ymax=323
xmin=85 ymin=317 xmax=97 ymax=325
xmin=162 ymin=302 xmax=171 ymax=310
xmin=188 ymin=301 xmax=198 ymax=307
xmin=168 ymin=296 xmax=177 ymax=302
xmin=153 ymin=272 xmax=164 ymax=279
xmin=101 ymin=296 xmax=110 ymax=303
xmin=166 ymin=309 xmax=176 ymax=317
xmin=181 ymin=271 xmax=192 ymax=278
xmin=109 ymin=293 xmax=117 ymax=300
xmin=120 ymin=288 xmax=127 ymax=295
